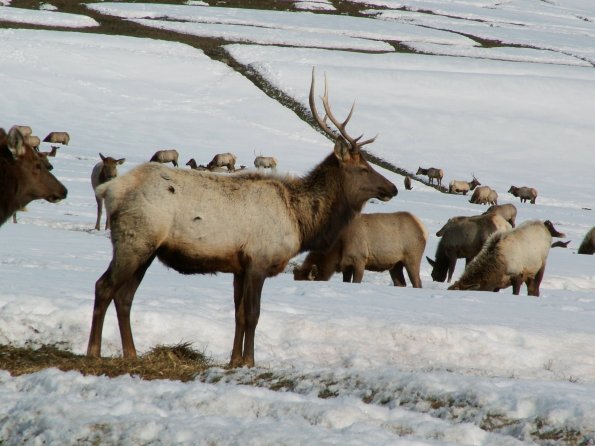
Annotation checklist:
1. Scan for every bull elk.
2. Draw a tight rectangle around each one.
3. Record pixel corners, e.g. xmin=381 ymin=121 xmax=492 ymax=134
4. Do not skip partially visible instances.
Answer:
xmin=293 ymin=212 xmax=427 ymax=287
xmin=449 ymin=220 xmax=565 ymax=296
xmin=254 ymin=155 xmax=278 ymax=171
xmin=0 ymin=126 xmax=67 ymax=226
xmin=448 ymin=176 xmax=480 ymax=195
xmin=86 ymin=69 xmax=398 ymax=368
xmin=416 ymin=166 xmax=444 ymax=187
xmin=91 ymin=153 xmax=125 ymax=230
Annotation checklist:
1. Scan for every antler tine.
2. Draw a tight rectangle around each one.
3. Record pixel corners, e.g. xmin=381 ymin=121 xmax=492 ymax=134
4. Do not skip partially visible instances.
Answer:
xmin=321 ymin=74 xmax=358 ymax=148
xmin=357 ymin=134 xmax=378 ymax=147
xmin=309 ymin=68 xmax=338 ymax=139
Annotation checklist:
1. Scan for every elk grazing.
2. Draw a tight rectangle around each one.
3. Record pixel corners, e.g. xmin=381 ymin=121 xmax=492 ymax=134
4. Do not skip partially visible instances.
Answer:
xmin=207 ymin=152 xmax=237 ymax=171
xmin=254 ymin=155 xmax=278 ymax=171
xmin=416 ymin=166 xmax=444 ymax=187
xmin=185 ymin=158 xmax=209 ymax=170
xmin=508 ymin=185 xmax=537 ymax=204
xmin=404 ymin=175 xmax=412 ymax=190
xmin=0 ymin=126 xmax=67 ymax=226
xmin=448 ymin=176 xmax=480 ymax=195
xmin=448 ymin=220 xmax=565 ymax=296
xmin=43 ymin=131 xmax=70 ymax=145
xmin=86 ymin=69 xmax=398 ymax=368
xmin=293 ymin=212 xmax=427 ymax=287
xmin=483 ymin=203 xmax=517 ymax=228
xmin=578 ymin=226 xmax=595 ymax=255
xmin=91 ymin=153 xmax=125 ymax=230
xmin=469 ymin=185 xmax=497 ymax=205
xmin=150 ymin=149 xmax=179 ymax=167
xmin=427 ymin=213 xmax=511 ymax=282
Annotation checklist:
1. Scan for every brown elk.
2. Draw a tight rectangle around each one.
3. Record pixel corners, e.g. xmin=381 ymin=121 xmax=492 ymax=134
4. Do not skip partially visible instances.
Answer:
xmin=508 ymin=185 xmax=538 ymax=204
xmin=469 ymin=185 xmax=497 ymax=205
xmin=91 ymin=153 xmax=125 ymax=230
xmin=0 ymin=126 xmax=67 ymax=226
xmin=86 ymin=70 xmax=397 ymax=368
xmin=150 ymin=149 xmax=179 ymax=167
xmin=185 ymin=158 xmax=208 ymax=170
xmin=404 ymin=175 xmax=412 ymax=190
xmin=448 ymin=176 xmax=480 ymax=195
xmin=416 ymin=166 xmax=444 ymax=187
xmin=427 ymin=213 xmax=511 ymax=282
xmin=43 ymin=131 xmax=70 ymax=145
xmin=449 ymin=220 xmax=565 ymax=296
xmin=254 ymin=155 xmax=278 ymax=170
xmin=207 ymin=152 xmax=237 ymax=171
xmin=578 ymin=226 xmax=595 ymax=255
xmin=39 ymin=145 xmax=59 ymax=158
xmin=482 ymin=203 xmax=517 ymax=228
xmin=293 ymin=212 xmax=427 ymax=287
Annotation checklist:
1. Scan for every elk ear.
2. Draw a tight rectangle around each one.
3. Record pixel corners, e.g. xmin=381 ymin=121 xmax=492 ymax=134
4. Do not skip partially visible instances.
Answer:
xmin=426 ymin=256 xmax=436 ymax=267
xmin=99 ymin=153 xmax=107 ymax=161
xmin=117 ymin=158 xmax=126 ymax=165
xmin=7 ymin=126 xmax=25 ymax=157
xmin=333 ymin=137 xmax=353 ymax=162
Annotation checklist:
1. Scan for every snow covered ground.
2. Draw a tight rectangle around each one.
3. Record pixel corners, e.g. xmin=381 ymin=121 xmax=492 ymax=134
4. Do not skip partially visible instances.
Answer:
xmin=1 ymin=2 xmax=594 ymax=445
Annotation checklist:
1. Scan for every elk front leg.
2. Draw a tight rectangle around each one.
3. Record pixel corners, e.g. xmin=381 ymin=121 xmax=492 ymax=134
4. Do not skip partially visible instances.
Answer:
xmin=87 ymin=267 xmax=115 ymax=358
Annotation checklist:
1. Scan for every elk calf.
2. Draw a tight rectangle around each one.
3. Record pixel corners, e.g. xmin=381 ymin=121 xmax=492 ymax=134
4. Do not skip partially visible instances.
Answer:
xmin=294 ymin=212 xmax=427 ymax=287
xmin=0 ymin=126 xmax=67 ymax=226
xmin=91 ymin=153 xmax=125 ymax=230
xmin=508 ymin=185 xmax=537 ymax=204
xmin=448 ymin=176 xmax=480 ymax=195
xmin=416 ymin=166 xmax=444 ymax=187
xmin=207 ymin=152 xmax=237 ymax=171
xmin=427 ymin=213 xmax=511 ymax=282
xmin=578 ymin=226 xmax=595 ymax=255
xmin=150 ymin=149 xmax=179 ymax=167
xmin=43 ymin=131 xmax=70 ymax=145
xmin=449 ymin=220 xmax=565 ymax=296
xmin=86 ymin=70 xmax=397 ymax=368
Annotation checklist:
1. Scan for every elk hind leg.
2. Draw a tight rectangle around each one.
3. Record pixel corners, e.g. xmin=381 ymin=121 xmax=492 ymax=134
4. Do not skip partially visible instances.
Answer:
xmin=389 ymin=263 xmax=406 ymax=287
xmin=94 ymin=196 xmax=102 ymax=231
xmin=404 ymin=261 xmax=423 ymax=288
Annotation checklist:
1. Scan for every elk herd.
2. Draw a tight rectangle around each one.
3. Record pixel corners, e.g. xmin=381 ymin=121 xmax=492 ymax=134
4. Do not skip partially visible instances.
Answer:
xmin=2 ymin=70 xmax=594 ymax=368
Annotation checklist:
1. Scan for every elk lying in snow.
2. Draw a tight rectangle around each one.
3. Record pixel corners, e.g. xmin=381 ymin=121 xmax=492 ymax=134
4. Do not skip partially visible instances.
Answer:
xmin=404 ymin=175 xmax=412 ymax=190
xmin=448 ymin=220 xmax=565 ymax=296
xmin=43 ymin=131 xmax=70 ymax=145
xmin=427 ymin=213 xmax=511 ymax=282
xmin=483 ymin=203 xmax=517 ymax=228
xmin=186 ymin=158 xmax=208 ymax=170
xmin=150 ymin=149 xmax=179 ymax=167
xmin=578 ymin=226 xmax=595 ymax=255
xmin=508 ymin=185 xmax=537 ymax=204
xmin=449 ymin=176 xmax=480 ymax=195
xmin=207 ymin=152 xmax=237 ymax=171
xmin=469 ymin=185 xmax=497 ymax=205
xmin=86 ymin=70 xmax=398 ymax=368
xmin=91 ymin=153 xmax=125 ymax=230
xmin=254 ymin=155 xmax=277 ymax=170
xmin=416 ymin=166 xmax=444 ymax=187
xmin=293 ymin=212 xmax=427 ymax=287
xmin=0 ymin=126 xmax=67 ymax=226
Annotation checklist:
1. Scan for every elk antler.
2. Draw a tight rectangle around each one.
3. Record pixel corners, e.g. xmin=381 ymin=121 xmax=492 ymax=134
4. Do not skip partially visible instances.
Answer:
xmin=309 ymin=68 xmax=377 ymax=152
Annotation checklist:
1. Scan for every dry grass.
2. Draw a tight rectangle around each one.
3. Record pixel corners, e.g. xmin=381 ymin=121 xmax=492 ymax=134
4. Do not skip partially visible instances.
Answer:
xmin=0 ymin=342 xmax=216 ymax=382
